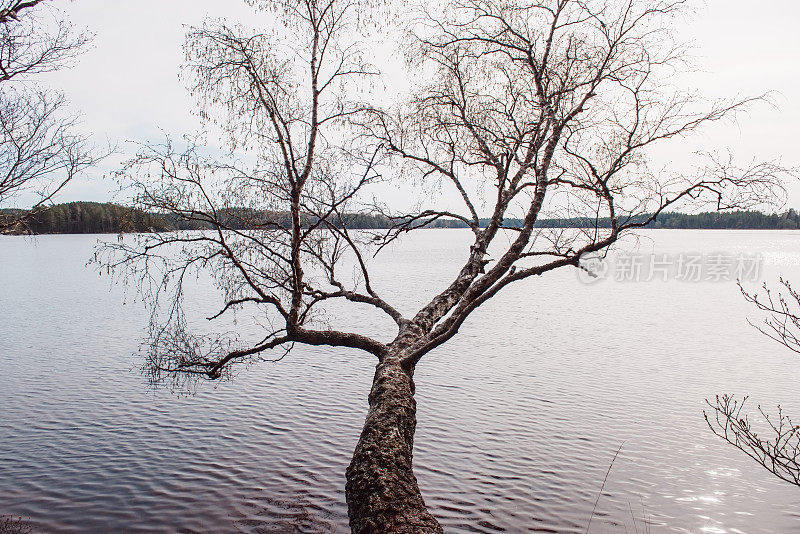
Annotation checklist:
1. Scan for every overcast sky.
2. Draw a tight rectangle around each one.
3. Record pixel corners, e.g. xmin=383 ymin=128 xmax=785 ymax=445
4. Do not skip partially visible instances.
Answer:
xmin=29 ymin=0 xmax=800 ymax=209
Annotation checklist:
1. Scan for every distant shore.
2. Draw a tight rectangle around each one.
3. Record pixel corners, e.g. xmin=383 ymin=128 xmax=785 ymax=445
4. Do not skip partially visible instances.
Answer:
xmin=3 ymin=202 xmax=800 ymax=235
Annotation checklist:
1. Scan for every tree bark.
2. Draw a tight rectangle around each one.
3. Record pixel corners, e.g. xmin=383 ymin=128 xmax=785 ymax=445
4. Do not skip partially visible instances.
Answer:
xmin=345 ymin=358 xmax=443 ymax=533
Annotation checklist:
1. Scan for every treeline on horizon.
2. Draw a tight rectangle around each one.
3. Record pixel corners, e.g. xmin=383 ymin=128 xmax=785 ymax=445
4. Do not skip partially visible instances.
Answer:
xmin=3 ymin=202 xmax=800 ymax=235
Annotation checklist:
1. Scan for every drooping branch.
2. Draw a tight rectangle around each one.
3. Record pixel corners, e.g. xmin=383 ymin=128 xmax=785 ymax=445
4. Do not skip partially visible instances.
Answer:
xmin=740 ymin=279 xmax=800 ymax=354
xmin=705 ymin=395 xmax=800 ymax=487
xmin=705 ymin=279 xmax=800 ymax=488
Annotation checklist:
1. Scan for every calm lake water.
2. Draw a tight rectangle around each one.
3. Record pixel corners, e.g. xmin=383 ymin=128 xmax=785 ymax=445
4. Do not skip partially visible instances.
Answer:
xmin=2 ymin=230 xmax=800 ymax=533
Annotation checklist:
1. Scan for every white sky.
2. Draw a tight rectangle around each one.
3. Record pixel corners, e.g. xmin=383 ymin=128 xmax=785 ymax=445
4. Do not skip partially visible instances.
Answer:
xmin=25 ymin=0 xmax=800 ymax=210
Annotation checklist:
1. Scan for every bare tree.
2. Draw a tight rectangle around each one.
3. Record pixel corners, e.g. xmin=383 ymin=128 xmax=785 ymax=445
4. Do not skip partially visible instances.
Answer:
xmin=0 ymin=0 xmax=96 ymax=232
xmin=706 ymin=279 xmax=800 ymax=487
xmin=101 ymin=0 xmax=785 ymax=531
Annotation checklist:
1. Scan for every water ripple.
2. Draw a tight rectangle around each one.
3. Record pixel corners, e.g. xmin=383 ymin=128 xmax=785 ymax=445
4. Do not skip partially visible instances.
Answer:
xmin=1 ymin=231 xmax=800 ymax=532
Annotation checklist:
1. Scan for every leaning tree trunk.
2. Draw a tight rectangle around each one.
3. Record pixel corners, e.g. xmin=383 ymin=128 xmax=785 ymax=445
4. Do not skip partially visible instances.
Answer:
xmin=345 ymin=357 xmax=443 ymax=533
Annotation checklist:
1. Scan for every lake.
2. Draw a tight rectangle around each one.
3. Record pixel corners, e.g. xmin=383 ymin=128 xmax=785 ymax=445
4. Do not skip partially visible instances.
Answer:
xmin=1 ymin=230 xmax=800 ymax=533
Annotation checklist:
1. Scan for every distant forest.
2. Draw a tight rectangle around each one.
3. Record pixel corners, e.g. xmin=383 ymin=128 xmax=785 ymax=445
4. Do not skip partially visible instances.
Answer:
xmin=3 ymin=202 xmax=800 ymax=234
